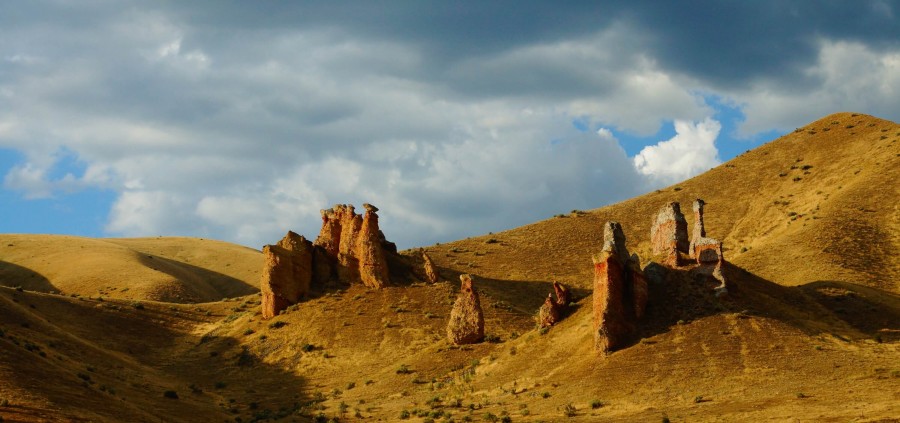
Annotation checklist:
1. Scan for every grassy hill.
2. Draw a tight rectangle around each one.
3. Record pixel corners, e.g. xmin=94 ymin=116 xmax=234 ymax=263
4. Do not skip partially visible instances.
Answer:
xmin=0 ymin=112 xmax=897 ymax=422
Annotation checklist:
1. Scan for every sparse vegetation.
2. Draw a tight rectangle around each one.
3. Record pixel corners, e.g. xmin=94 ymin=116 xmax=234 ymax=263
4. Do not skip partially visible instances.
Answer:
xmin=163 ymin=390 xmax=179 ymax=399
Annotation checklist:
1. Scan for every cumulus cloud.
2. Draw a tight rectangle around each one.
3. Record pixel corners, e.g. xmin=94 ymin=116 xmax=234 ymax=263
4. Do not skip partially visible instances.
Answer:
xmin=0 ymin=2 xmax=897 ymax=249
xmin=736 ymin=40 xmax=900 ymax=135
xmin=632 ymin=119 xmax=722 ymax=185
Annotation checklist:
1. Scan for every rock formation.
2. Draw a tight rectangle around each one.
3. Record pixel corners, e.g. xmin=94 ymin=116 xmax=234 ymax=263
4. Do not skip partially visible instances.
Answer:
xmin=538 ymin=293 xmax=561 ymax=328
xmin=650 ymin=202 xmax=689 ymax=266
xmin=689 ymin=199 xmax=706 ymax=255
xmin=422 ymin=251 xmax=439 ymax=283
xmin=447 ymin=274 xmax=485 ymax=344
xmin=260 ymin=231 xmax=314 ymax=319
xmin=552 ymin=282 xmax=570 ymax=306
xmin=356 ymin=203 xmax=390 ymax=289
xmin=260 ymin=203 xmax=398 ymax=319
xmin=538 ymin=282 xmax=571 ymax=328
xmin=688 ymin=199 xmax=724 ymax=265
xmin=593 ymin=221 xmax=648 ymax=353
xmin=312 ymin=203 xmax=392 ymax=288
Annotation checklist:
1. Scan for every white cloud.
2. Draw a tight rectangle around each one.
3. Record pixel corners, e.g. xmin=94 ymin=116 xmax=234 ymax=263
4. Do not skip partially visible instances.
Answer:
xmin=632 ymin=118 xmax=722 ymax=185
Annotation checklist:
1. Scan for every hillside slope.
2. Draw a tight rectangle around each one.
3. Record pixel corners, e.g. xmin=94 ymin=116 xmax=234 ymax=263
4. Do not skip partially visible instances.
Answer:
xmin=0 ymin=236 xmax=262 ymax=303
xmin=424 ymin=112 xmax=899 ymax=294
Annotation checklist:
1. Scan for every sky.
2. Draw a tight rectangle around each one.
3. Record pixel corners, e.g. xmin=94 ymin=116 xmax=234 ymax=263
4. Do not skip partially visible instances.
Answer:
xmin=1 ymin=1 xmax=898 ymax=250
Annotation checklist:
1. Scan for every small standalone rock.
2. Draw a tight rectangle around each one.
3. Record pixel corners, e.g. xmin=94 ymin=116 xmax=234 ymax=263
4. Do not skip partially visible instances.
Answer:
xmin=537 ymin=293 xmax=561 ymax=328
xmin=422 ymin=251 xmax=440 ymax=283
xmin=447 ymin=274 xmax=485 ymax=345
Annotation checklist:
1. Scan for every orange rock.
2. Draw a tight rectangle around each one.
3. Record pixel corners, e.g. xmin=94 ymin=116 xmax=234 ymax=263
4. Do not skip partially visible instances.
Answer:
xmin=447 ymin=274 xmax=485 ymax=345
xmin=356 ymin=203 xmax=390 ymax=289
xmin=552 ymin=281 xmax=570 ymax=306
xmin=593 ymin=251 xmax=632 ymax=353
xmin=260 ymin=231 xmax=313 ymax=319
xmin=538 ymin=293 xmax=561 ymax=328
xmin=650 ymin=202 xmax=688 ymax=266
xmin=422 ymin=251 xmax=439 ymax=283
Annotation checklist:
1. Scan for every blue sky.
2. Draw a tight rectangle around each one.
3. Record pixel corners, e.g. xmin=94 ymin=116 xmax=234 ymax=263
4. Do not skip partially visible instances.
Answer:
xmin=1 ymin=1 xmax=898 ymax=249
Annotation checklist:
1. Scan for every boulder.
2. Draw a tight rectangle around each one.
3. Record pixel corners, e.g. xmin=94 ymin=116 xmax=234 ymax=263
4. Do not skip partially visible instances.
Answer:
xmin=447 ymin=274 xmax=485 ymax=345
xmin=260 ymin=231 xmax=314 ymax=319
xmin=650 ymin=202 xmax=689 ymax=266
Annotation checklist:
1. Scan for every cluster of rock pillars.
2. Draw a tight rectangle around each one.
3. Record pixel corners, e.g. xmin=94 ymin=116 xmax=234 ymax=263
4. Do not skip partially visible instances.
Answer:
xmin=259 ymin=200 xmax=726 ymax=354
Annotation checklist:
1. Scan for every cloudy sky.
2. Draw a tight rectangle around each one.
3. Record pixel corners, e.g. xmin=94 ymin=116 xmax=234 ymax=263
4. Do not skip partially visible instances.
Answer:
xmin=1 ymin=1 xmax=898 ymax=249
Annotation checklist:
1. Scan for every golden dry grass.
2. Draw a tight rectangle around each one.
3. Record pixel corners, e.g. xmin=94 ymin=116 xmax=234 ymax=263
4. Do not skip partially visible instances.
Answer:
xmin=0 ymin=112 xmax=898 ymax=422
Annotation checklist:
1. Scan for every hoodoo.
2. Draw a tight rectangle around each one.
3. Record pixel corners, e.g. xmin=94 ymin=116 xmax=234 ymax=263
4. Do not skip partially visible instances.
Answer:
xmin=260 ymin=203 xmax=397 ymax=318
xmin=593 ymin=222 xmax=647 ymax=353
xmin=446 ymin=274 xmax=485 ymax=345
xmin=650 ymin=202 xmax=689 ymax=266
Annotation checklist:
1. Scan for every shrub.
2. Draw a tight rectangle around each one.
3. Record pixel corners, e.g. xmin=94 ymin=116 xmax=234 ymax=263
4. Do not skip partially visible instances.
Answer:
xmin=301 ymin=343 xmax=315 ymax=352
xmin=268 ymin=321 xmax=287 ymax=329
xmin=541 ymin=392 xmax=551 ymax=398
xmin=131 ymin=302 xmax=145 ymax=310
xmin=484 ymin=334 xmax=502 ymax=343
xmin=0 ymin=398 xmax=8 ymax=406
xmin=163 ymin=390 xmax=179 ymax=399
xmin=243 ymin=329 xmax=255 ymax=336
xmin=590 ymin=399 xmax=604 ymax=409
xmin=399 ymin=409 xmax=411 ymax=419
xmin=396 ymin=364 xmax=412 ymax=374
xmin=563 ymin=403 xmax=577 ymax=417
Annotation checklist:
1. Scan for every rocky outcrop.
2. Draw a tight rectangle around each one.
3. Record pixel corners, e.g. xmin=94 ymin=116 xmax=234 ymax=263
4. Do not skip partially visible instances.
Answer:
xmin=650 ymin=202 xmax=689 ymax=267
xmin=447 ymin=274 xmax=485 ymax=345
xmin=260 ymin=231 xmax=314 ymax=319
xmin=593 ymin=221 xmax=648 ymax=354
xmin=313 ymin=203 xmax=392 ymax=288
xmin=261 ymin=203 xmax=398 ymax=319
xmin=422 ymin=251 xmax=439 ymax=283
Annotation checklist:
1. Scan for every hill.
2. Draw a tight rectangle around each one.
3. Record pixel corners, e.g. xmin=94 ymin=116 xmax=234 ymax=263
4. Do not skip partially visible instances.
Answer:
xmin=0 ymin=112 xmax=897 ymax=422
xmin=0 ymin=236 xmax=261 ymax=303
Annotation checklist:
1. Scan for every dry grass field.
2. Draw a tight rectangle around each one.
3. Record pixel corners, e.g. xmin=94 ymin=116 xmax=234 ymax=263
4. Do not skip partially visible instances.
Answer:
xmin=0 ymin=112 xmax=897 ymax=422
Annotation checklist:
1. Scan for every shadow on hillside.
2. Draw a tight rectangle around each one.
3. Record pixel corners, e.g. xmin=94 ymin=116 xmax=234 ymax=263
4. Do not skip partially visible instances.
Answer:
xmin=0 ymin=260 xmax=58 ymax=293
xmin=432 ymin=265 xmax=591 ymax=316
xmin=0 ymin=289 xmax=316 ymax=422
xmin=136 ymin=254 xmax=258 ymax=303
xmin=631 ymin=262 xmax=900 ymax=349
